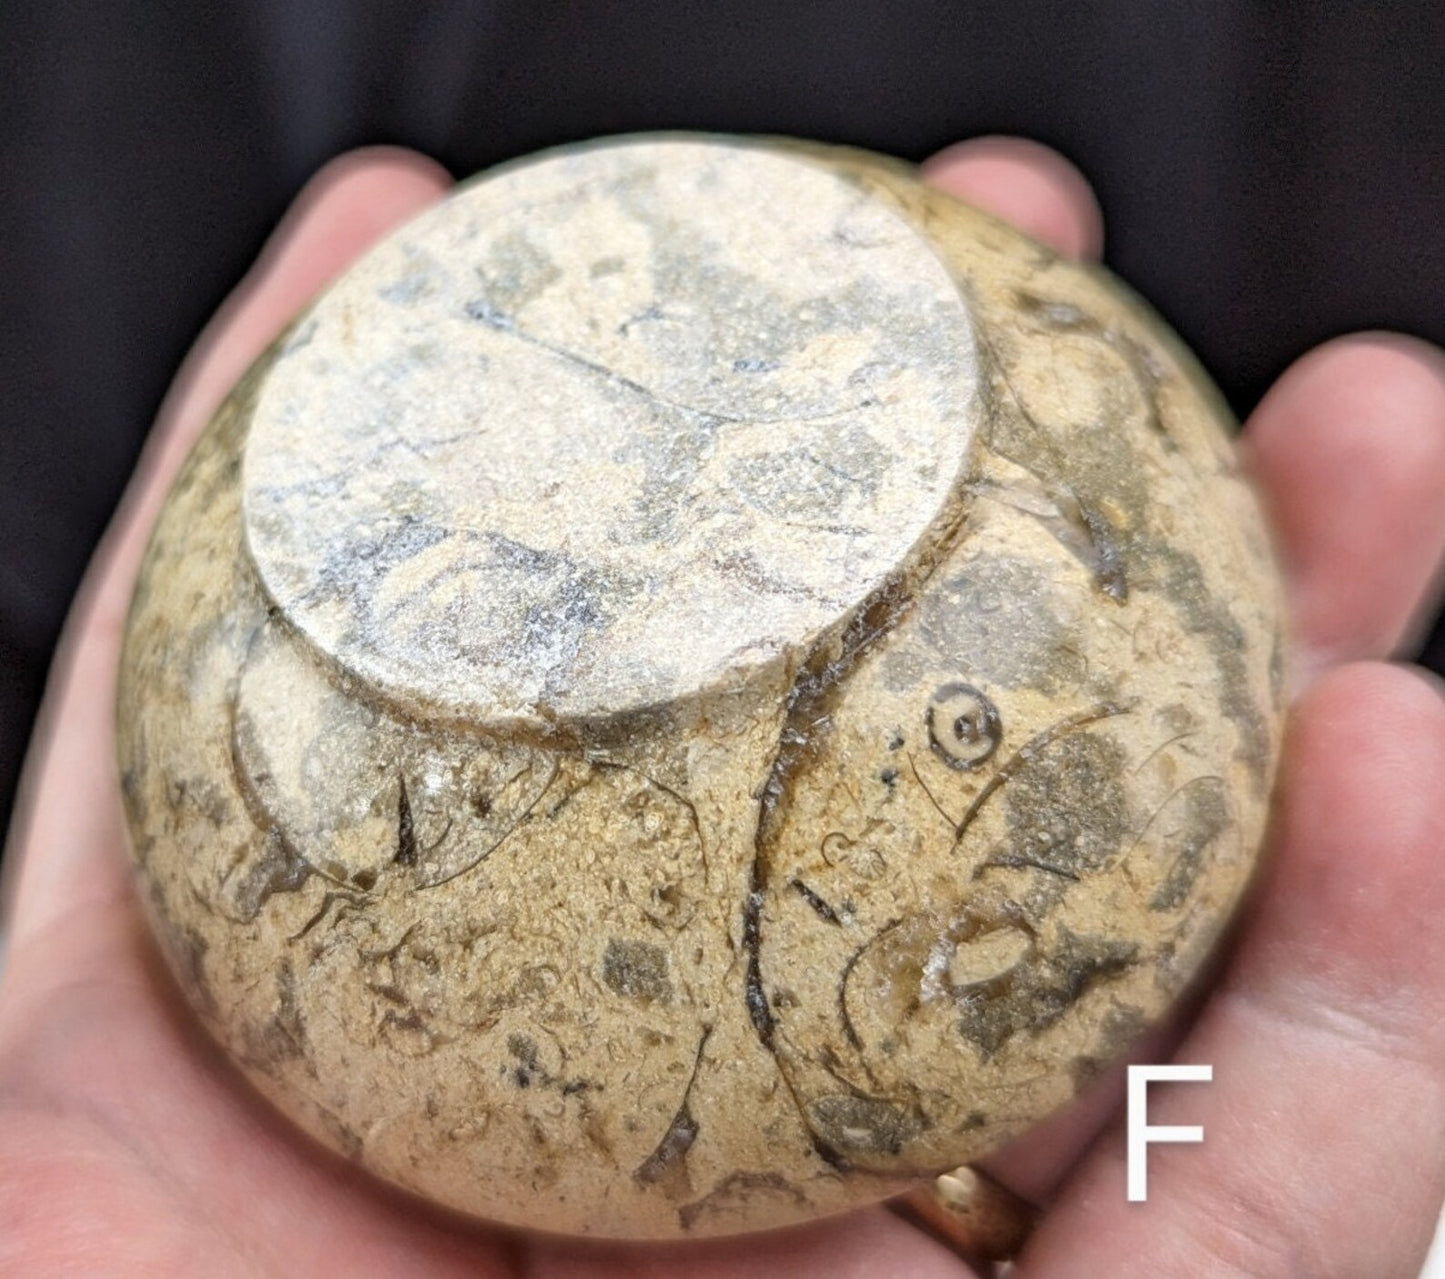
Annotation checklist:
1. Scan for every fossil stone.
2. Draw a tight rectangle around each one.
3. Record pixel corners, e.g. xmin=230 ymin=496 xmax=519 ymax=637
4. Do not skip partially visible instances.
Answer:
xmin=116 ymin=136 xmax=1285 ymax=1239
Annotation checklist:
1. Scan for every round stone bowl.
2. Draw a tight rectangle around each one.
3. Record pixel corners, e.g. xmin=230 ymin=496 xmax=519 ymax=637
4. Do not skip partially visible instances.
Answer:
xmin=116 ymin=135 xmax=1285 ymax=1240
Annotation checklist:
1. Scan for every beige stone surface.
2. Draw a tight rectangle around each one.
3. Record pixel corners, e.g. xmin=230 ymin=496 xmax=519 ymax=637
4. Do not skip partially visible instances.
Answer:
xmin=116 ymin=136 xmax=1285 ymax=1239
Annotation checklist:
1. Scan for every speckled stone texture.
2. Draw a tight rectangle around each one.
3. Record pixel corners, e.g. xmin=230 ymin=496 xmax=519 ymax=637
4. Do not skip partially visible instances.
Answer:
xmin=117 ymin=136 xmax=1285 ymax=1239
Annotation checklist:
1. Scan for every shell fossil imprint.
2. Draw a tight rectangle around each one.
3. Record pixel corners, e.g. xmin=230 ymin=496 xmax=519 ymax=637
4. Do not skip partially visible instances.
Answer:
xmin=117 ymin=135 xmax=1285 ymax=1239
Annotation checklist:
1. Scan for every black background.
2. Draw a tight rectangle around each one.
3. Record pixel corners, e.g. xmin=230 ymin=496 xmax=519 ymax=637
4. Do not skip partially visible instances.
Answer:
xmin=3 ymin=1 xmax=1443 ymax=851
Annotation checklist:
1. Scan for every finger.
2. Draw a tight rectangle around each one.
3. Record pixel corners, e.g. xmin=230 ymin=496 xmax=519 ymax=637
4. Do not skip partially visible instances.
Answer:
xmin=1016 ymin=662 xmax=1445 ymax=1278
xmin=921 ymin=136 xmax=1104 ymax=261
xmin=1 ymin=149 xmax=451 ymax=955
xmin=1240 ymin=333 xmax=1445 ymax=685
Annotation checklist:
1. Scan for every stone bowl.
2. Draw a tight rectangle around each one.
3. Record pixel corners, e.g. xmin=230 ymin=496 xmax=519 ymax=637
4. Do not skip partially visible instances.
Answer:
xmin=116 ymin=135 xmax=1285 ymax=1240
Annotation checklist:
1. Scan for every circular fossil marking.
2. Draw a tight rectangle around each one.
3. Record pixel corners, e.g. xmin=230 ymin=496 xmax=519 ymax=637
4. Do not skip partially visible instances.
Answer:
xmin=925 ymin=682 xmax=1002 ymax=771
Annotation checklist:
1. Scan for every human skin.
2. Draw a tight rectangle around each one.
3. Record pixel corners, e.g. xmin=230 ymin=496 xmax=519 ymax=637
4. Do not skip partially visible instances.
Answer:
xmin=3 ymin=135 xmax=1445 ymax=1277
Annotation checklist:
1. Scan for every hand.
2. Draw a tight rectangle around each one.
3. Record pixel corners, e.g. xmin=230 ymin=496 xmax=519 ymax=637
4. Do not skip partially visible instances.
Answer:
xmin=3 ymin=137 xmax=1444 ymax=1278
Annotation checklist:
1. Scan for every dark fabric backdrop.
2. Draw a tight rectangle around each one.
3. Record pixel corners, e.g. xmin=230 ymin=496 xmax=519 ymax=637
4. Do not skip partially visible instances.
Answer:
xmin=2 ymin=1 xmax=1443 ymax=849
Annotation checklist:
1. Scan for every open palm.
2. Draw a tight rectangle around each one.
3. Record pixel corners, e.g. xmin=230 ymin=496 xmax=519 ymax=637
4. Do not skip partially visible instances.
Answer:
xmin=4 ymin=137 xmax=1445 ymax=1278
